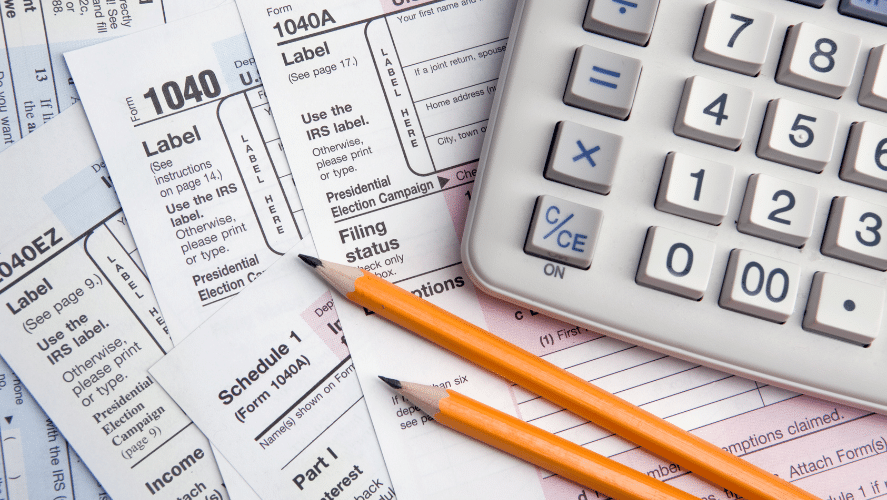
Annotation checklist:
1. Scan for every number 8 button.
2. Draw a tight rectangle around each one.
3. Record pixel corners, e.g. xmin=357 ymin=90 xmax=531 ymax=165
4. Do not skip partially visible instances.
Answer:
xmin=776 ymin=22 xmax=861 ymax=99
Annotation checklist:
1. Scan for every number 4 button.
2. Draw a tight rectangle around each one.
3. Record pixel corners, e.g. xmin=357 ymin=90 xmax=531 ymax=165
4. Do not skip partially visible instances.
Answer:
xmin=674 ymin=76 xmax=753 ymax=150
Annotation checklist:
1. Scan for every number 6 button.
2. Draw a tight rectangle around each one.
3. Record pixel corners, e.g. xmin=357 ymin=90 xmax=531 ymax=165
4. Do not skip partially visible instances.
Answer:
xmin=757 ymin=98 xmax=839 ymax=173
xmin=636 ymin=227 xmax=716 ymax=300
xmin=822 ymin=197 xmax=887 ymax=271
xmin=720 ymin=249 xmax=800 ymax=323
xmin=776 ymin=22 xmax=861 ymax=99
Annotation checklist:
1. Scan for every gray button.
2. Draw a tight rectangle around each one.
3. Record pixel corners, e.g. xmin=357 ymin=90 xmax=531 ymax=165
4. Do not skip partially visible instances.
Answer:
xmin=791 ymin=0 xmax=826 ymax=7
xmin=545 ymin=121 xmax=622 ymax=194
xmin=583 ymin=0 xmax=661 ymax=45
xmin=839 ymin=0 xmax=887 ymax=26
xmin=564 ymin=45 xmax=642 ymax=120
xmin=525 ymin=195 xmax=603 ymax=269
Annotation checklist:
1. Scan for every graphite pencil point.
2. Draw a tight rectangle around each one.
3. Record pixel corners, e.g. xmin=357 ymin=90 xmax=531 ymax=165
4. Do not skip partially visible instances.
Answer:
xmin=378 ymin=376 xmax=402 ymax=389
xmin=298 ymin=254 xmax=322 ymax=268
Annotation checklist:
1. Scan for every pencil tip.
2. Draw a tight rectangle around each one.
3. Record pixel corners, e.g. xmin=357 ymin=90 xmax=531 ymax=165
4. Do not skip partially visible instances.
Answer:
xmin=298 ymin=254 xmax=322 ymax=268
xmin=378 ymin=376 xmax=402 ymax=389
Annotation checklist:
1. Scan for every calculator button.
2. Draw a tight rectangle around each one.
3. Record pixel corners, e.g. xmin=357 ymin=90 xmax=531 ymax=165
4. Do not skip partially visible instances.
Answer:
xmin=839 ymin=0 xmax=887 ymax=27
xmin=737 ymin=174 xmax=819 ymax=248
xmin=564 ymin=45 xmax=642 ymax=120
xmin=524 ymin=195 xmax=603 ymax=269
xmin=775 ymin=22 xmax=861 ymax=99
xmin=840 ymin=121 xmax=887 ymax=192
xmin=719 ymin=249 xmax=801 ymax=323
xmin=583 ymin=0 xmax=661 ymax=46
xmin=756 ymin=98 xmax=839 ymax=173
xmin=693 ymin=1 xmax=776 ymax=76
xmin=803 ymin=272 xmax=884 ymax=346
xmin=790 ymin=0 xmax=826 ymax=6
xmin=858 ymin=45 xmax=887 ymax=112
xmin=544 ymin=121 xmax=622 ymax=195
xmin=655 ymin=152 xmax=734 ymax=225
xmin=821 ymin=197 xmax=887 ymax=271
xmin=673 ymin=76 xmax=753 ymax=150
xmin=636 ymin=227 xmax=716 ymax=300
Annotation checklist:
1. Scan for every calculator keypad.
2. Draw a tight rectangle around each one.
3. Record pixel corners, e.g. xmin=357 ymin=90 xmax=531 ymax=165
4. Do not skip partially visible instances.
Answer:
xmin=544 ymin=121 xmax=622 ymax=195
xmin=693 ymin=0 xmax=776 ymax=76
xmin=840 ymin=121 xmax=887 ymax=192
xmin=564 ymin=45 xmax=642 ymax=120
xmin=737 ymin=173 xmax=819 ymax=248
xmin=858 ymin=45 xmax=887 ymax=112
xmin=775 ymin=22 xmax=861 ymax=98
xmin=756 ymin=98 xmax=839 ymax=172
xmin=674 ymin=76 xmax=754 ymax=150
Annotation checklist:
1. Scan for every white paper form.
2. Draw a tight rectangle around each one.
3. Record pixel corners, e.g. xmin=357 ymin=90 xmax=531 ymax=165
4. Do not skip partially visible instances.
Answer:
xmin=150 ymin=241 xmax=393 ymax=500
xmin=0 ymin=357 xmax=108 ymax=500
xmin=0 ymin=104 xmax=229 ymax=500
xmin=65 ymin=2 xmax=308 ymax=345
xmin=0 ymin=0 xmax=231 ymax=154
xmin=236 ymin=1 xmax=887 ymax=499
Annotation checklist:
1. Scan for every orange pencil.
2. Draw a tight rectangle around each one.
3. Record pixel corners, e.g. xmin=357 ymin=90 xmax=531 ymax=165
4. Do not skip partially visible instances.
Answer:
xmin=299 ymin=255 xmax=819 ymax=500
xmin=378 ymin=376 xmax=698 ymax=500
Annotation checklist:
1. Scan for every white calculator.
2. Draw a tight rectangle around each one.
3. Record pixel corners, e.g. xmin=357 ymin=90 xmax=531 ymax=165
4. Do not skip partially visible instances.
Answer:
xmin=463 ymin=0 xmax=887 ymax=412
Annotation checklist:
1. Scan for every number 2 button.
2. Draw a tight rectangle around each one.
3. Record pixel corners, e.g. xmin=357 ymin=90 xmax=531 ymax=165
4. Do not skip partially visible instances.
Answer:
xmin=737 ymin=174 xmax=818 ymax=247
xmin=674 ymin=76 xmax=753 ymax=150
xmin=757 ymin=98 xmax=839 ymax=173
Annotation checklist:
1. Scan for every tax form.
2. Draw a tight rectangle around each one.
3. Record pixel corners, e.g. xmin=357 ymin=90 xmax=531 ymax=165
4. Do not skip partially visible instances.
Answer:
xmin=0 ymin=357 xmax=107 ymax=500
xmin=0 ymin=104 xmax=228 ymax=500
xmin=150 ymin=242 xmax=393 ymax=500
xmin=235 ymin=0 xmax=887 ymax=498
xmin=65 ymin=2 xmax=307 ymax=344
xmin=0 ymin=0 xmax=230 ymax=153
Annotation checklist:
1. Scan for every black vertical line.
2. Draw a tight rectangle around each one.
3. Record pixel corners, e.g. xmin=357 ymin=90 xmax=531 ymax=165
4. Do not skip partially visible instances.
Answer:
xmin=64 ymin=441 xmax=77 ymax=500
xmin=38 ymin=0 xmax=61 ymax=114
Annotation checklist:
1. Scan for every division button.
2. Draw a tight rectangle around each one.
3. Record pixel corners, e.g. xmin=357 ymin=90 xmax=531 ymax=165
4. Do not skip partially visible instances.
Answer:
xmin=544 ymin=121 xmax=623 ymax=195
xmin=524 ymin=195 xmax=603 ymax=270
xmin=583 ymin=0 xmax=661 ymax=46
xmin=803 ymin=272 xmax=884 ymax=345
xmin=636 ymin=226 xmax=716 ymax=300
xmin=564 ymin=45 xmax=642 ymax=120
xmin=719 ymin=249 xmax=801 ymax=323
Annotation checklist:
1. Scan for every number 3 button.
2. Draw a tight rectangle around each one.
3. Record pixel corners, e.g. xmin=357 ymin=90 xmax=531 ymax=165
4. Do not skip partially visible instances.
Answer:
xmin=636 ymin=227 xmax=716 ymax=300
xmin=822 ymin=197 xmax=887 ymax=271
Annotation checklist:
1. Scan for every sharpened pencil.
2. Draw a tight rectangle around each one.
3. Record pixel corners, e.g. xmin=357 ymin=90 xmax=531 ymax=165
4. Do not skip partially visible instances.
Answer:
xmin=299 ymin=255 xmax=819 ymax=500
xmin=378 ymin=376 xmax=698 ymax=500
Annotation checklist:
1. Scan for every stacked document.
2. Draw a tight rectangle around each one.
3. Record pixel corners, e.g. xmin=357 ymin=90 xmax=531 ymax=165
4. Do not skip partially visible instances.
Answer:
xmin=0 ymin=1 xmax=885 ymax=500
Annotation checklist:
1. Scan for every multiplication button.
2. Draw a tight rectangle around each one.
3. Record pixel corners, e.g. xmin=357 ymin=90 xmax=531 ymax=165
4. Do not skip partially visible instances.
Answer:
xmin=545 ymin=121 xmax=622 ymax=195
xmin=804 ymin=273 xmax=884 ymax=345
xmin=564 ymin=45 xmax=642 ymax=120
xmin=524 ymin=195 xmax=603 ymax=270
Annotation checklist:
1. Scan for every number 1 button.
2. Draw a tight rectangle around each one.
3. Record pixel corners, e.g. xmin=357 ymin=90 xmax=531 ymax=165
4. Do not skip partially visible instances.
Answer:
xmin=636 ymin=227 xmax=716 ymax=300
xmin=674 ymin=76 xmax=753 ymax=150
xmin=693 ymin=0 xmax=776 ymax=76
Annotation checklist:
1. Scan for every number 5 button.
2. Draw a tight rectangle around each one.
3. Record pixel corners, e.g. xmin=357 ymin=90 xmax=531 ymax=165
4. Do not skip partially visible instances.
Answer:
xmin=737 ymin=174 xmax=819 ymax=247
xmin=636 ymin=227 xmax=716 ymax=300
xmin=822 ymin=197 xmax=887 ymax=270
xmin=674 ymin=76 xmax=753 ymax=150
xmin=757 ymin=98 xmax=839 ymax=173
xmin=776 ymin=22 xmax=861 ymax=98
